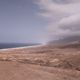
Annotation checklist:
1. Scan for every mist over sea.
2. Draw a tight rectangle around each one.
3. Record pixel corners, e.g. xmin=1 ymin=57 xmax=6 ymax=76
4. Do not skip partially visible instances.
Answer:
xmin=0 ymin=43 xmax=39 ymax=49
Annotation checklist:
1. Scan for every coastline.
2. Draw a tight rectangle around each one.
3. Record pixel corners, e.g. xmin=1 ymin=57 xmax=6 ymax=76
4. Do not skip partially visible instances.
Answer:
xmin=0 ymin=44 xmax=45 ymax=52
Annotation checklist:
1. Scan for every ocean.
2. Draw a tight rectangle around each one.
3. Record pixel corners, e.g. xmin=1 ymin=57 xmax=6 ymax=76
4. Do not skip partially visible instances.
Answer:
xmin=0 ymin=43 xmax=38 ymax=49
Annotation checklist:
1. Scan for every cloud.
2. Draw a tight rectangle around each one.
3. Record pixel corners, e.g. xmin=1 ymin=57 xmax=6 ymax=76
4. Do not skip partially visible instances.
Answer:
xmin=35 ymin=0 xmax=80 ymax=39
xmin=59 ymin=14 xmax=80 ymax=30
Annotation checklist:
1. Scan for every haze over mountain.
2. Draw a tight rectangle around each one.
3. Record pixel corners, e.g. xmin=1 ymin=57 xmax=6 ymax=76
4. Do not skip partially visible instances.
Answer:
xmin=48 ymin=35 xmax=80 ymax=45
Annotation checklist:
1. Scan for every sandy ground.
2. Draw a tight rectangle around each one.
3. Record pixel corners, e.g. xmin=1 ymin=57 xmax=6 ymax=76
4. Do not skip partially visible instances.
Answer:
xmin=0 ymin=45 xmax=80 ymax=80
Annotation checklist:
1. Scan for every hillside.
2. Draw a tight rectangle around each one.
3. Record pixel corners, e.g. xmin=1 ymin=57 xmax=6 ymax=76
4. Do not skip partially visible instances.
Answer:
xmin=49 ymin=36 xmax=80 ymax=46
xmin=0 ymin=43 xmax=80 ymax=80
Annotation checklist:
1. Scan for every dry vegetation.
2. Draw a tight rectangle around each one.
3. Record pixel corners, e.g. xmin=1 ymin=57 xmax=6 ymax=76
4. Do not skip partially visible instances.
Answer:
xmin=0 ymin=44 xmax=80 ymax=80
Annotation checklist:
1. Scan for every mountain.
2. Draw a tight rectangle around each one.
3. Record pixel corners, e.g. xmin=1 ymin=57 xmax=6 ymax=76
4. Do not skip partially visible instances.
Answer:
xmin=48 ymin=36 xmax=80 ymax=47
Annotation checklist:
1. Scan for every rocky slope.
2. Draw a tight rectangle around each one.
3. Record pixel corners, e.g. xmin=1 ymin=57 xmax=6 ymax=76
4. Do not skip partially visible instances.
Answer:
xmin=0 ymin=44 xmax=80 ymax=80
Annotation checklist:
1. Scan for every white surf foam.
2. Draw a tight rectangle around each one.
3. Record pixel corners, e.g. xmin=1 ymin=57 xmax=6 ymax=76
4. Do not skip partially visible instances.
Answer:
xmin=0 ymin=44 xmax=45 ymax=52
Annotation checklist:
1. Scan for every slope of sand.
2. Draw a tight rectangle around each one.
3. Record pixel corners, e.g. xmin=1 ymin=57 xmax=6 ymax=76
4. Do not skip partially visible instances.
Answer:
xmin=0 ymin=44 xmax=80 ymax=80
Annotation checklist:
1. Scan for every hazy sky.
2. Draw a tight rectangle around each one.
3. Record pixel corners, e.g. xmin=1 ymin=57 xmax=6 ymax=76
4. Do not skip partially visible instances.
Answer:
xmin=0 ymin=0 xmax=80 ymax=43
xmin=0 ymin=0 xmax=48 ymax=43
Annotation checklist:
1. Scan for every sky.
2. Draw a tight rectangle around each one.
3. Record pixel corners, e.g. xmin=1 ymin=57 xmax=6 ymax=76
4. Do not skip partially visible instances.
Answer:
xmin=0 ymin=0 xmax=80 ymax=43
xmin=0 ymin=0 xmax=48 ymax=43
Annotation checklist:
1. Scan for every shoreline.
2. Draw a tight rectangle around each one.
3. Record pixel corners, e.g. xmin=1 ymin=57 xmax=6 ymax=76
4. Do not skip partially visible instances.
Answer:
xmin=0 ymin=44 xmax=45 ymax=52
